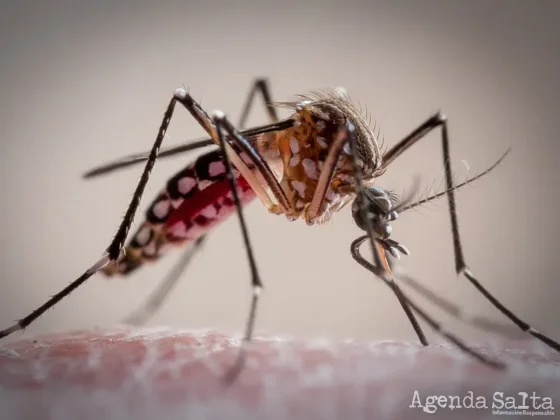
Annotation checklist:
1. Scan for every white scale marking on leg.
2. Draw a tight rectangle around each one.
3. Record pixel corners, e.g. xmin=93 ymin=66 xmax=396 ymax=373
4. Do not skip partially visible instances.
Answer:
xmin=253 ymin=285 xmax=263 ymax=297
xmin=316 ymin=120 xmax=326 ymax=132
xmin=317 ymin=136 xmax=328 ymax=149
xmin=212 ymin=109 xmax=225 ymax=119
xmin=86 ymin=255 xmax=111 ymax=275
xmin=174 ymin=88 xmax=187 ymax=99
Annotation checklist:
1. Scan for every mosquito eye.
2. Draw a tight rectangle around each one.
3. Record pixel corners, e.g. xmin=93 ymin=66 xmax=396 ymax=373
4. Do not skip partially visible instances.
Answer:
xmin=363 ymin=187 xmax=391 ymax=212
xmin=377 ymin=197 xmax=392 ymax=214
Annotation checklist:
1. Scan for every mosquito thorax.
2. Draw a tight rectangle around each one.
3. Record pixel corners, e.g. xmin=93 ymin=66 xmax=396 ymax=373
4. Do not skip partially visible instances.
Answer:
xmin=351 ymin=186 xmax=397 ymax=239
xmin=256 ymin=89 xmax=385 ymax=225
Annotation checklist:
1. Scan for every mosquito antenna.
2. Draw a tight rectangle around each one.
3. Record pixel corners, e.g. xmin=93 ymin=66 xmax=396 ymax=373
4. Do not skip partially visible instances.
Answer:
xmin=83 ymin=119 xmax=296 ymax=179
xmin=396 ymin=149 xmax=511 ymax=214
xmin=83 ymin=139 xmax=216 ymax=178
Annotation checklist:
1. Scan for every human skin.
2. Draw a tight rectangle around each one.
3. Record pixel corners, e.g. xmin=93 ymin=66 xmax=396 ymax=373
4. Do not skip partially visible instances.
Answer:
xmin=0 ymin=327 xmax=559 ymax=420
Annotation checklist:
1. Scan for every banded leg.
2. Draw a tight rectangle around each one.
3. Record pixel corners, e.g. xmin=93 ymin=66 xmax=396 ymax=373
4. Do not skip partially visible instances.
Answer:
xmin=123 ymin=78 xmax=280 ymax=325
xmin=84 ymin=78 xmax=280 ymax=179
xmin=0 ymin=91 xmax=184 ymax=338
xmin=351 ymin=236 xmax=505 ymax=368
xmin=84 ymin=79 xmax=297 ymax=215
xmin=339 ymin=120 xmax=429 ymax=346
xmin=381 ymin=113 xmax=560 ymax=352
xmin=212 ymin=112 xmax=265 ymax=384
xmin=0 ymin=86 xmax=264 ymax=339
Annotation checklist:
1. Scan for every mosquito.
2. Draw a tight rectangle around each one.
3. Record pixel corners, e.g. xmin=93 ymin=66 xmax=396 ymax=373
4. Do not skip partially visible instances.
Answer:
xmin=1 ymin=79 xmax=558 ymax=375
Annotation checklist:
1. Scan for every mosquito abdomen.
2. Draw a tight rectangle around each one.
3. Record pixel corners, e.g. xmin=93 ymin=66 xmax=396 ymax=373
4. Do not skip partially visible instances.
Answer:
xmin=102 ymin=150 xmax=256 ymax=276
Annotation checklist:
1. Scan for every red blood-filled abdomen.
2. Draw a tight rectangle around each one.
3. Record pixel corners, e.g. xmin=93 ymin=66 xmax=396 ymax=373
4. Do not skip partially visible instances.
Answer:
xmin=165 ymin=177 xmax=256 ymax=243
xmin=102 ymin=150 xmax=257 ymax=277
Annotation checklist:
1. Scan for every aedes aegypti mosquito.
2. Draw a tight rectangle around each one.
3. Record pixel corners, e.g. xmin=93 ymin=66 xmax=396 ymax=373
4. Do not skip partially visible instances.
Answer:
xmin=1 ymin=79 xmax=558 ymax=373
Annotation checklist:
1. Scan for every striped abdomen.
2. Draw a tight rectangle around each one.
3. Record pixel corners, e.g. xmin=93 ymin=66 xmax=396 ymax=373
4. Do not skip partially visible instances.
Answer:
xmin=103 ymin=150 xmax=256 ymax=276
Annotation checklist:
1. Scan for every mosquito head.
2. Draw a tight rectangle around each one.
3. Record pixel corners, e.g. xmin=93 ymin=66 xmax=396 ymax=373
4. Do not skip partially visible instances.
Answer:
xmin=351 ymin=186 xmax=398 ymax=239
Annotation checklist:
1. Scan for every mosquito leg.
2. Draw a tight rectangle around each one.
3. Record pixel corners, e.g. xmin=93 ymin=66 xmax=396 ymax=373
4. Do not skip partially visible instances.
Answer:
xmin=83 ymin=119 xmax=295 ymax=179
xmin=212 ymin=111 xmax=264 ymax=384
xmin=305 ymin=124 xmax=352 ymax=221
xmin=83 ymin=78 xmax=280 ymax=179
xmin=0 ymin=92 xmax=189 ymax=339
xmin=342 ymin=120 xmax=428 ymax=346
xmin=238 ymin=78 xmax=279 ymax=127
xmin=302 ymin=119 xmax=427 ymax=344
xmin=176 ymin=89 xmax=292 ymax=216
xmin=351 ymin=235 xmax=505 ymax=369
xmin=386 ymin=259 xmax=527 ymax=339
xmin=209 ymin=80 xmax=297 ymax=218
xmin=375 ymin=241 xmax=429 ymax=346
xmin=147 ymin=85 xmax=292 ymax=221
xmin=0 ymin=256 xmax=112 ymax=338
xmin=122 ymin=80 xmax=281 ymax=326
xmin=83 ymin=139 xmax=215 ymax=178
xmin=382 ymin=113 xmax=560 ymax=352
xmin=121 ymin=236 xmax=207 ymax=325
xmin=0 ymin=88 xmax=259 ymax=340
xmin=87 ymin=80 xmax=294 ymax=224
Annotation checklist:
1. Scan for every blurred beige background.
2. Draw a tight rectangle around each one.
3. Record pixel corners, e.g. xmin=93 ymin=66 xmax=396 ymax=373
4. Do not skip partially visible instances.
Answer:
xmin=0 ymin=0 xmax=558 ymax=346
